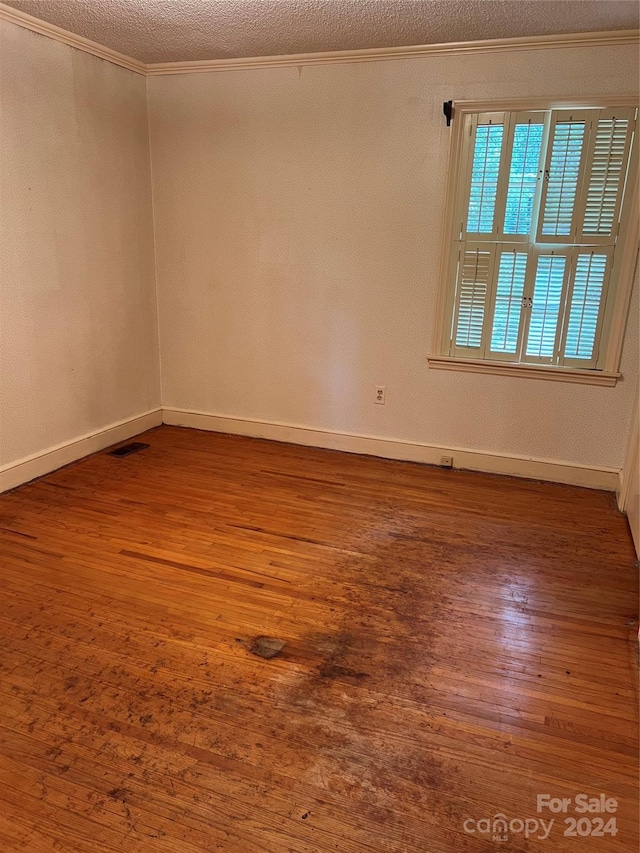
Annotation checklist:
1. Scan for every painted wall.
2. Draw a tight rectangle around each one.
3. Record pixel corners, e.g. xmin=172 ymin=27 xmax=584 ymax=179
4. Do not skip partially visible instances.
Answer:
xmin=620 ymin=388 xmax=640 ymax=556
xmin=149 ymin=44 xmax=639 ymax=470
xmin=0 ymin=21 xmax=160 ymax=468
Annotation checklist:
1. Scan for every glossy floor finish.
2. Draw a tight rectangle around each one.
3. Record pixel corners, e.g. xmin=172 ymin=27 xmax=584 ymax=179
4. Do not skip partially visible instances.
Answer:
xmin=0 ymin=425 xmax=637 ymax=853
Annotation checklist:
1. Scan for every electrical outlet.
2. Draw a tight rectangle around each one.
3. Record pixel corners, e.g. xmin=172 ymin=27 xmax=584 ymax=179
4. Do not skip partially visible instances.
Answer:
xmin=374 ymin=386 xmax=386 ymax=405
xmin=440 ymin=455 xmax=453 ymax=468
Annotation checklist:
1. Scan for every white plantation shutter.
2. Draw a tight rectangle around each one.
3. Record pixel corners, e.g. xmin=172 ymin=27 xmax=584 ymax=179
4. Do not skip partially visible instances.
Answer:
xmin=489 ymin=250 xmax=528 ymax=355
xmin=445 ymin=103 xmax=637 ymax=372
xmin=465 ymin=118 xmax=505 ymax=234
xmin=525 ymin=253 xmax=569 ymax=360
xmin=452 ymin=245 xmax=494 ymax=352
xmin=538 ymin=112 xmax=587 ymax=240
xmin=502 ymin=117 xmax=545 ymax=236
xmin=580 ymin=111 xmax=635 ymax=240
xmin=562 ymin=251 xmax=611 ymax=364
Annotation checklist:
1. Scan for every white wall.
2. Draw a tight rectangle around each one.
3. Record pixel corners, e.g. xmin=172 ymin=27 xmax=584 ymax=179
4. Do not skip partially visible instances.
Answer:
xmin=1 ymin=24 xmax=637 ymax=482
xmin=149 ymin=44 xmax=639 ymax=471
xmin=0 ymin=21 xmax=160 ymax=469
xmin=620 ymin=387 xmax=640 ymax=556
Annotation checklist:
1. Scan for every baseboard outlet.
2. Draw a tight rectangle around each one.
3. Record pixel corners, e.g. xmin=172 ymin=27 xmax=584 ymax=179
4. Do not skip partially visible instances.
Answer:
xmin=0 ymin=408 xmax=163 ymax=493
xmin=162 ymin=408 xmax=619 ymax=491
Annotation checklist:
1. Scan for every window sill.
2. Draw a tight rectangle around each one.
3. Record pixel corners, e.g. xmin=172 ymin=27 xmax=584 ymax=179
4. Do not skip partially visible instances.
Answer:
xmin=427 ymin=356 xmax=620 ymax=386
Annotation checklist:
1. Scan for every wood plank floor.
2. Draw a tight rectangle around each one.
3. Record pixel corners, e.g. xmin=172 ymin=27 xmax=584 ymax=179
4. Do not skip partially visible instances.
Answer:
xmin=0 ymin=425 xmax=637 ymax=852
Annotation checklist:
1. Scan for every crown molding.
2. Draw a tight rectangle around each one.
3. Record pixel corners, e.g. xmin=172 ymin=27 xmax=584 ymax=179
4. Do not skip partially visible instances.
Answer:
xmin=0 ymin=2 xmax=637 ymax=78
xmin=145 ymin=29 xmax=640 ymax=76
xmin=0 ymin=1 xmax=146 ymax=74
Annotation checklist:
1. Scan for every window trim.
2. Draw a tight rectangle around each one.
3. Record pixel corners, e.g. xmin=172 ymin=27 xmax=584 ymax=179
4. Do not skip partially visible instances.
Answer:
xmin=427 ymin=356 xmax=620 ymax=386
xmin=429 ymin=96 xmax=639 ymax=386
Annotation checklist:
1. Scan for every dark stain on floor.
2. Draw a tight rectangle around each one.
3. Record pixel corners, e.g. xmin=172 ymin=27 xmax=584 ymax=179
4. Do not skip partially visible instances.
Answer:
xmin=249 ymin=636 xmax=287 ymax=659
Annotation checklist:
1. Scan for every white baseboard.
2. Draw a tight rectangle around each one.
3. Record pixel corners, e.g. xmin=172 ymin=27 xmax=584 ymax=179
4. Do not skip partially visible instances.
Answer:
xmin=0 ymin=408 xmax=163 ymax=493
xmin=0 ymin=405 xmax=619 ymax=495
xmin=162 ymin=408 xmax=619 ymax=491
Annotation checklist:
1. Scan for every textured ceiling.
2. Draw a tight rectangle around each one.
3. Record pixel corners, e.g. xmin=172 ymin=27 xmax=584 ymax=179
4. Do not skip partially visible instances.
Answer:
xmin=3 ymin=0 xmax=639 ymax=63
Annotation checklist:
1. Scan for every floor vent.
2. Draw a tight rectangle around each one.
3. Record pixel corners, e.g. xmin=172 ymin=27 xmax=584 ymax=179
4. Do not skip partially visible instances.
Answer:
xmin=107 ymin=442 xmax=149 ymax=458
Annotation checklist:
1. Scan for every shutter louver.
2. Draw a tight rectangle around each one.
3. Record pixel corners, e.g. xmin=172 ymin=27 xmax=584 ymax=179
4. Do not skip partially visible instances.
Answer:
xmin=490 ymin=251 xmax=528 ymax=353
xmin=564 ymin=253 xmax=609 ymax=360
xmin=526 ymin=255 xmax=567 ymax=358
xmin=504 ymin=122 xmax=544 ymax=235
xmin=541 ymin=121 xmax=585 ymax=237
xmin=582 ymin=116 xmax=630 ymax=237
xmin=454 ymin=247 xmax=492 ymax=349
xmin=466 ymin=123 xmax=504 ymax=233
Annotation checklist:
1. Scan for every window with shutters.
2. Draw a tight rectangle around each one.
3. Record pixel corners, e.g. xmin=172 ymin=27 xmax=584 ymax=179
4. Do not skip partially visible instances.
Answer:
xmin=431 ymin=100 xmax=639 ymax=385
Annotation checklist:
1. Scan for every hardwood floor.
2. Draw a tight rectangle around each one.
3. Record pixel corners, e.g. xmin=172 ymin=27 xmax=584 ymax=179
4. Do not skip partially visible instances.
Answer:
xmin=0 ymin=425 xmax=637 ymax=852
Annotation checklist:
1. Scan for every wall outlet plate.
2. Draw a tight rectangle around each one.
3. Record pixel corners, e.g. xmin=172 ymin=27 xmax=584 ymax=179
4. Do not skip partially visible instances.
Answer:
xmin=375 ymin=386 xmax=386 ymax=405
xmin=440 ymin=455 xmax=453 ymax=468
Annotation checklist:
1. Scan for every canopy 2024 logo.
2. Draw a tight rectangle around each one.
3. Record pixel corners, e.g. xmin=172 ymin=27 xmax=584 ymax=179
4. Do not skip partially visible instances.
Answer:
xmin=463 ymin=793 xmax=618 ymax=843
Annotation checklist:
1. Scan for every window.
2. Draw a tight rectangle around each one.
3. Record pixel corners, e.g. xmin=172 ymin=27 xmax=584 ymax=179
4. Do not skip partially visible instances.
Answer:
xmin=431 ymin=100 xmax=638 ymax=385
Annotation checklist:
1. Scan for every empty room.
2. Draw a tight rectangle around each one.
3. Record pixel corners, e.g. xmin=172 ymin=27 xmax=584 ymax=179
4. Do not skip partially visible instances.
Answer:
xmin=0 ymin=0 xmax=639 ymax=850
